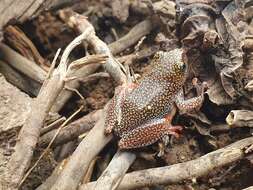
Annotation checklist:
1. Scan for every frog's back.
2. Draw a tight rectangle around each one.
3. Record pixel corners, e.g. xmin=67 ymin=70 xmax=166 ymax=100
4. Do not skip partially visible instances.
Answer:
xmin=115 ymin=73 xmax=177 ymax=136
xmin=109 ymin=49 xmax=186 ymax=136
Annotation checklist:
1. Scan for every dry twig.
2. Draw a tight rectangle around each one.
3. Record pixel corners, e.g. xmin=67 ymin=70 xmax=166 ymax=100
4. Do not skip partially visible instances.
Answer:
xmin=82 ymin=157 xmax=100 ymax=184
xmin=84 ymin=151 xmax=136 ymax=190
xmin=79 ymin=72 xmax=110 ymax=83
xmin=0 ymin=42 xmax=100 ymax=112
xmin=243 ymin=187 xmax=253 ymax=190
xmin=65 ymin=11 xmax=127 ymax=84
xmin=41 ymin=117 xmax=66 ymax=135
xmin=108 ymin=19 xmax=154 ymax=55
xmin=0 ymin=43 xmax=47 ymax=83
xmin=39 ymin=109 xmax=102 ymax=147
xmin=36 ymin=159 xmax=69 ymax=190
xmin=117 ymin=45 xmax=160 ymax=65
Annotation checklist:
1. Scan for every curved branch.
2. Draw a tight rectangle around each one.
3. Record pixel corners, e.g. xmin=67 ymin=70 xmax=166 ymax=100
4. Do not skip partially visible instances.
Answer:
xmin=80 ymin=137 xmax=253 ymax=190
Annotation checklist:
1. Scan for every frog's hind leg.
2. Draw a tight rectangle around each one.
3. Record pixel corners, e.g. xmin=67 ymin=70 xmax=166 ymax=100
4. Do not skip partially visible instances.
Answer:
xmin=104 ymin=85 xmax=130 ymax=134
xmin=105 ymin=83 xmax=138 ymax=135
xmin=104 ymin=97 xmax=117 ymax=134
xmin=118 ymin=119 xmax=182 ymax=149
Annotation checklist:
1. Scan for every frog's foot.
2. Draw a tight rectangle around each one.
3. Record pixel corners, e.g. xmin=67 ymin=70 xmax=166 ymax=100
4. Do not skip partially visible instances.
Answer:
xmin=175 ymin=81 xmax=207 ymax=113
xmin=157 ymin=126 xmax=183 ymax=157
xmin=158 ymin=142 xmax=166 ymax=157
xmin=118 ymin=119 xmax=183 ymax=150
xmin=158 ymin=134 xmax=171 ymax=157
xmin=164 ymin=125 xmax=183 ymax=138
xmin=192 ymin=78 xmax=208 ymax=95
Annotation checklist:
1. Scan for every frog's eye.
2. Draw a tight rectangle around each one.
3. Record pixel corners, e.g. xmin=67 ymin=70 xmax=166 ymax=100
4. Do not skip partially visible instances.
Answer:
xmin=181 ymin=62 xmax=186 ymax=71
xmin=178 ymin=62 xmax=186 ymax=72
xmin=154 ymin=51 xmax=163 ymax=60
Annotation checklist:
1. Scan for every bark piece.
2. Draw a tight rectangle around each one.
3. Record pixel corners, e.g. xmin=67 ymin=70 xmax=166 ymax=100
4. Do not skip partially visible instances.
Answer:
xmin=4 ymin=25 xmax=48 ymax=71
xmin=0 ymin=0 xmax=80 ymax=38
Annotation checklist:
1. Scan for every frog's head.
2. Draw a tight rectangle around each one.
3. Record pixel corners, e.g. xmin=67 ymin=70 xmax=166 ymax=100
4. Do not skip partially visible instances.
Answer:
xmin=153 ymin=49 xmax=188 ymax=84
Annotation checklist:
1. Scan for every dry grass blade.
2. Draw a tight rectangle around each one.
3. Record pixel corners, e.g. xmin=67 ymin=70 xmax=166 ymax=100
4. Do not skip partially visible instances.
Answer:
xmin=41 ymin=117 xmax=66 ymax=135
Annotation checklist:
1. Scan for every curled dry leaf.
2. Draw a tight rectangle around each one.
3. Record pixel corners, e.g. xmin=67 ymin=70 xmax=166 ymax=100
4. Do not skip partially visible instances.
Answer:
xmin=206 ymin=78 xmax=235 ymax=105
xmin=226 ymin=110 xmax=253 ymax=128
xmin=176 ymin=0 xmax=218 ymax=49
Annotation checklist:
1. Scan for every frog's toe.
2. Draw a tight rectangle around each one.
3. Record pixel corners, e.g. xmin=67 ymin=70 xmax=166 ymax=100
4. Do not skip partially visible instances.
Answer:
xmin=157 ymin=142 xmax=166 ymax=157
xmin=118 ymin=140 xmax=127 ymax=150
xmin=165 ymin=125 xmax=183 ymax=138
xmin=157 ymin=126 xmax=183 ymax=157
xmin=161 ymin=135 xmax=170 ymax=146
xmin=105 ymin=126 xmax=114 ymax=135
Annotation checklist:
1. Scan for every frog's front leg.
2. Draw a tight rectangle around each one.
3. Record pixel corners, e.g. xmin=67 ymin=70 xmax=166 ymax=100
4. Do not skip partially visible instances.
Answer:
xmin=118 ymin=118 xmax=182 ymax=149
xmin=175 ymin=82 xmax=207 ymax=113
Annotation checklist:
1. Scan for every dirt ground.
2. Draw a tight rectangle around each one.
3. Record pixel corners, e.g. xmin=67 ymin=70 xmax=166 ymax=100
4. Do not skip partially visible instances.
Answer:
xmin=1 ymin=0 xmax=253 ymax=190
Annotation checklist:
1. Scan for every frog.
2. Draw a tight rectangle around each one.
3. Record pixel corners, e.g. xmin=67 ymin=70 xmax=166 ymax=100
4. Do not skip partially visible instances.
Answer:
xmin=104 ymin=48 xmax=206 ymax=150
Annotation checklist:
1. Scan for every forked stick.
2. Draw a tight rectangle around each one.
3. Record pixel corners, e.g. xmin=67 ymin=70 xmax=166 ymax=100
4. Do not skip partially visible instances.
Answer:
xmin=2 ymin=31 xmax=106 ymax=189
